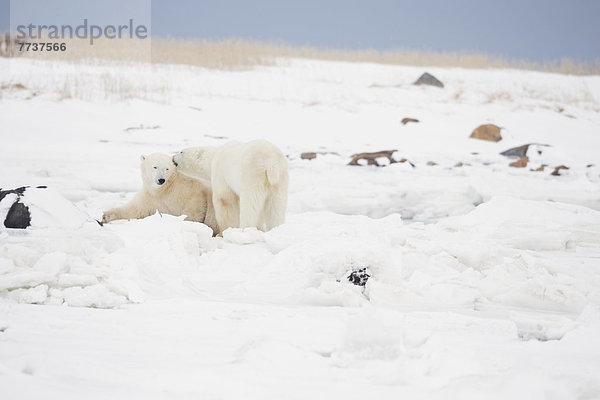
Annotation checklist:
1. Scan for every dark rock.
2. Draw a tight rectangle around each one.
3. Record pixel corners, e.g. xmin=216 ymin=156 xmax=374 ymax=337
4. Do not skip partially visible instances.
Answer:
xmin=500 ymin=143 xmax=550 ymax=158
xmin=414 ymin=72 xmax=444 ymax=88
xmin=348 ymin=268 xmax=371 ymax=286
xmin=1 ymin=186 xmax=32 ymax=229
xmin=501 ymin=144 xmax=531 ymax=158
xmin=401 ymin=117 xmax=419 ymax=125
xmin=5 ymin=201 xmax=31 ymax=228
xmin=531 ymin=164 xmax=547 ymax=172
xmin=551 ymin=165 xmax=570 ymax=176
xmin=300 ymin=151 xmax=340 ymax=161
xmin=470 ymin=124 xmax=502 ymax=142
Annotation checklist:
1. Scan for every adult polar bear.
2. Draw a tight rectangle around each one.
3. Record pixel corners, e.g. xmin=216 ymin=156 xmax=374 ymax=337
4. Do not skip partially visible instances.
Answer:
xmin=173 ymin=139 xmax=288 ymax=232
xmin=102 ymin=153 xmax=219 ymax=234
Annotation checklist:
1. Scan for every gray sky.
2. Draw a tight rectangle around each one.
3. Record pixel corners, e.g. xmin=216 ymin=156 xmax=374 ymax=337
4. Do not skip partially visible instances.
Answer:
xmin=2 ymin=0 xmax=599 ymax=62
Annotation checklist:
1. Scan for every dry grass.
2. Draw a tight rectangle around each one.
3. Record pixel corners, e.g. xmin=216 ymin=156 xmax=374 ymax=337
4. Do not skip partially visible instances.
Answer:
xmin=151 ymin=39 xmax=267 ymax=69
xmin=152 ymin=38 xmax=600 ymax=75
xmin=2 ymin=34 xmax=599 ymax=75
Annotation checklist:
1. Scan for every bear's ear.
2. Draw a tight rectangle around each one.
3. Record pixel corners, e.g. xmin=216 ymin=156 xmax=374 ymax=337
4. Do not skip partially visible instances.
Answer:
xmin=140 ymin=155 xmax=146 ymax=161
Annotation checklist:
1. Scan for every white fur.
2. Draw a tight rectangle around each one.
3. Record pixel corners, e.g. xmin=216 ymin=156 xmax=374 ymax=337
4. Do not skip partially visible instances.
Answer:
xmin=102 ymin=153 xmax=219 ymax=235
xmin=173 ymin=139 xmax=288 ymax=232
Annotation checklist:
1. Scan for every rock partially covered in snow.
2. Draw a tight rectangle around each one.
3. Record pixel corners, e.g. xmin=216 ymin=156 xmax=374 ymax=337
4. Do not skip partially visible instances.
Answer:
xmin=0 ymin=186 xmax=98 ymax=230
xmin=501 ymin=144 xmax=531 ymax=158
xmin=1 ymin=186 xmax=32 ymax=228
xmin=551 ymin=165 xmax=570 ymax=176
xmin=348 ymin=150 xmax=398 ymax=167
xmin=500 ymin=143 xmax=550 ymax=158
xmin=470 ymin=124 xmax=502 ymax=142
xmin=509 ymin=156 xmax=529 ymax=168
xmin=414 ymin=72 xmax=444 ymax=88
xmin=347 ymin=268 xmax=371 ymax=286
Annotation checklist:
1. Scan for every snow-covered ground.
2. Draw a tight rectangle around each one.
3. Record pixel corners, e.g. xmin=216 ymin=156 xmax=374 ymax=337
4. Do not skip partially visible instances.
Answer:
xmin=1 ymin=56 xmax=600 ymax=399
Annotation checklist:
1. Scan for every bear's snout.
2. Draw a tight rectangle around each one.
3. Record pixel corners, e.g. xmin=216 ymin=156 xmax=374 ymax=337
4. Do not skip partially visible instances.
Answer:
xmin=158 ymin=178 xmax=166 ymax=185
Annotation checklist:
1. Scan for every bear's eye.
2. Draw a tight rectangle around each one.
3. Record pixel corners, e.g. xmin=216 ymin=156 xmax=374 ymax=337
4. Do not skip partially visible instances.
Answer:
xmin=166 ymin=168 xmax=169 ymax=171
xmin=153 ymin=166 xmax=157 ymax=169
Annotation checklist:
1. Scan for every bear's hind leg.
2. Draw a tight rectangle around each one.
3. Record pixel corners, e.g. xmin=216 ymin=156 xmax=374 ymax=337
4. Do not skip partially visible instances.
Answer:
xmin=239 ymin=189 xmax=268 ymax=230
xmin=263 ymin=192 xmax=287 ymax=231
xmin=214 ymin=189 xmax=239 ymax=231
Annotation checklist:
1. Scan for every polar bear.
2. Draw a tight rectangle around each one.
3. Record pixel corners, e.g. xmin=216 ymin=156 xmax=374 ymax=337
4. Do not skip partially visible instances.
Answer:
xmin=102 ymin=153 xmax=219 ymax=235
xmin=173 ymin=139 xmax=288 ymax=232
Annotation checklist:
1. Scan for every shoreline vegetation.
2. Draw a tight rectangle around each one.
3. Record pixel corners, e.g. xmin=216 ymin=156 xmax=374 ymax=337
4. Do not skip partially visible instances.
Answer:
xmin=1 ymin=34 xmax=599 ymax=75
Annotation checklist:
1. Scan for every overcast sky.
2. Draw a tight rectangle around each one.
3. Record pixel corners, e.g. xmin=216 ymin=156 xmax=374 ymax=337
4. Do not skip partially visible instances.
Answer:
xmin=2 ymin=0 xmax=599 ymax=62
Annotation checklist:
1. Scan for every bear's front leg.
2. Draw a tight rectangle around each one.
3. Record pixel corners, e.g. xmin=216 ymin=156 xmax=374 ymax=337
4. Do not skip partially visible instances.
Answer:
xmin=102 ymin=200 xmax=151 ymax=224
xmin=101 ymin=207 xmax=128 ymax=223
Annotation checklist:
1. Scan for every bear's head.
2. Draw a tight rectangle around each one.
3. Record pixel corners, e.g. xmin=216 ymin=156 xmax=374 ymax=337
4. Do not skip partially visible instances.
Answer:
xmin=140 ymin=153 xmax=177 ymax=191
xmin=172 ymin=146 xmax=213 ymax=180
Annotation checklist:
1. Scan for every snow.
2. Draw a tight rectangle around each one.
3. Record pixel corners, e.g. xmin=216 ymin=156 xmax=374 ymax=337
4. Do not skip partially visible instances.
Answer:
xmin=1 ymin=56 xmax=600 ymax=398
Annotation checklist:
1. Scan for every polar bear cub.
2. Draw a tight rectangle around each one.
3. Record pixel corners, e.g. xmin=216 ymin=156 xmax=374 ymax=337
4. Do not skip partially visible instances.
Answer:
xmin=102 ymin=153 xmax=219 ymax=234
xmin=173 ymin=139 xmax=288 ymax=232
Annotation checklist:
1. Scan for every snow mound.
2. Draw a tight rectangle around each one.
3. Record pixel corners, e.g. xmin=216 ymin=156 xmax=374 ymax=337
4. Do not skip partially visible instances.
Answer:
xmin=0 ymin=213 xmax=215 ymax=307
xmin=441 ymin=196 xmax=600 ymax=250
xmin=2 ymin=197 xmax=598 ymax=320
